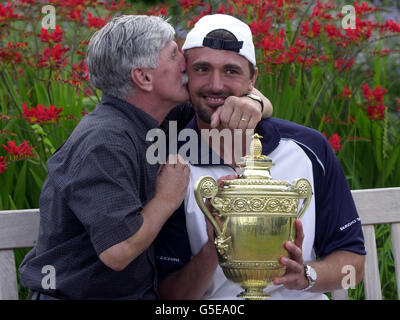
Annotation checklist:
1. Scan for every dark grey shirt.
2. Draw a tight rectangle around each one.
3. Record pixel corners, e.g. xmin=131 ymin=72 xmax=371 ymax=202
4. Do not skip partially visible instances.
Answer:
xmin=19 ymin=94 xmax=193 ymax=299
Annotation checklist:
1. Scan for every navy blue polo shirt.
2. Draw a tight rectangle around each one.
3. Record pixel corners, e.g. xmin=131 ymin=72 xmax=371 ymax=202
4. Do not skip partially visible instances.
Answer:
xmin=19 ymin=94 xmax=193 ymax=299
xmin=155 ymin=117 xmax=366 ymax=296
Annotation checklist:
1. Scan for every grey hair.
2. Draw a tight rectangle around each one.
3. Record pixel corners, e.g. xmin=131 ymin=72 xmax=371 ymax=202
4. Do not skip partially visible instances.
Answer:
xmin=86 ymin=15 xmax=175 ymax=100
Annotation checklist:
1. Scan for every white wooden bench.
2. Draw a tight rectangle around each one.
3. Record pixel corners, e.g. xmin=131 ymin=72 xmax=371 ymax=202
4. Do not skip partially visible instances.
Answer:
xmin=1 ymin=188 xmax=399 ymax=300
xmin=331 ymin=187 xmax=400 ymax=300
xmin=0 ymin=209 xmax=40 ymax=300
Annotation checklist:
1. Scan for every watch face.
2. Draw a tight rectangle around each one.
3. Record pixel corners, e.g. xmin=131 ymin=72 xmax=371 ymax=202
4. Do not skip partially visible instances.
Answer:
xmin=309 ymin=266 xmax=317 ymax=281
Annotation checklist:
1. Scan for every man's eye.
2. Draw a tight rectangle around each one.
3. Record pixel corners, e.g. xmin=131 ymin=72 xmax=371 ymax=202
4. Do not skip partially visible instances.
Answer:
xmin=195 ymin=66 xmax=208 ymax=72
xmin=226 ymin=69 xmax=238 ymax=75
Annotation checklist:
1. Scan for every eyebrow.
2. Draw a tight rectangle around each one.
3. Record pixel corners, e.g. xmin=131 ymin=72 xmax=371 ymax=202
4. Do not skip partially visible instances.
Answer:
xmin=192 ymin=61 xmax=243 ymax=72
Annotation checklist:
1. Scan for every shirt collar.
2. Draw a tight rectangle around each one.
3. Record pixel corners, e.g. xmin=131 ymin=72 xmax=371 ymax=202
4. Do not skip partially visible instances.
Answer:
xmin=100 ymin=94 xmax=160 ymax=140
xmin=180 ymin=117 xmax=281 ymax=166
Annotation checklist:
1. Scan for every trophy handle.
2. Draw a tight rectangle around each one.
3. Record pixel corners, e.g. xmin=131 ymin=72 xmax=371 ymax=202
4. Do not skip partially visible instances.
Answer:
xmin=194 ymin=176 xmax=222 ymax=237
xmin=293 ymin=178 xmax=313 ymax=219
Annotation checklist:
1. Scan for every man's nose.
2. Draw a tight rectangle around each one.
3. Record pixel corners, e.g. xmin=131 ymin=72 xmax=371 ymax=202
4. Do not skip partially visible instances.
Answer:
xmin=209 ymin=71 xmax=224 ymax=92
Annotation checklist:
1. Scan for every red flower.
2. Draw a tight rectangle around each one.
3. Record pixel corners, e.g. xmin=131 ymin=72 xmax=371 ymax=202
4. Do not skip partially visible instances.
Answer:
xmin=40 ymin=28 xmax=52 ymax=42
xmin=40 ymin=25 xmax=64 ymax=43
xmin=106 ymin=0 xmax=129 ymax=12
xmin=334 ymin=57 xmax=355 ymax=71
xmin=301 ymin=19 xmax=322 ymax=38
xmin=354 ymin=1 xmax=377 ymax=15
xmin=362 ymin=83 xmax=388 ymax=120
xmin=262 ymin=29 xmax=285 ymax=54
xmin=87 ymin=13 xmax=107 ymax=29
xmin=311 ymin=20 xmax=322 ymax=37
xmin=0 ymin=2 xmax=20 ymax=21
xmin=22 ymin=102 xmax=63 ymax=124
xmin=2 ymin=140 xmax=34 ymax=160
xmin=0 ymin=41 xmax=28 ymax=65
xmin=311 ymin=0 xmax=334 ymax=19
xmin=325 ymin=23 xmax=343 ymax=40
xmin=366 ymin=104 xmax=386 ymax=120
xmin=379 ymin=19 xmax=400 ymax=34
xmin=322 ymin=132 xmax=342 ymax=153
xmin=340 ymin=86 xmax=352 ymax=98
xmin=178 ymin=0 xmax=204 ymax=12
xmin=0 ymin=156 xmax=7 ymax=174
xmin=329 ymin=134 xmax=342 ymax=153
xmin=71 ymin=59 xmax=89 ymax=85
xmin=38 ymin=44 xmax=70 ymax=69
xmin=249 ymin=19 xmax=272 ymax=37
xmin=362 ymin=83 xmax=387 ymax=105
xmin=69 ymin=8 xmax=82 ymax=22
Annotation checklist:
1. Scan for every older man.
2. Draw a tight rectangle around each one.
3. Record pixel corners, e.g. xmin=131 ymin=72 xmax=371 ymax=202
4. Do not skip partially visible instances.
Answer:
xmin=19 ymin=15 xmax=271 ymax=300
xmin=155 ymin=14 xmax=366 ymax=300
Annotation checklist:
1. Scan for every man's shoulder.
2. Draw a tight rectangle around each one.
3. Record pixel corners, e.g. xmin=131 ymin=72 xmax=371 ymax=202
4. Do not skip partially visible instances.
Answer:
xmin=260 ymin=118 xmax=328 ymax=150
xmin=261 ymin=117 xmax=323 ymax=138
xmin=258 ymin=117 xmax=334 ymax=173
xmin=46 ymin=111 xmax=141 ymax=181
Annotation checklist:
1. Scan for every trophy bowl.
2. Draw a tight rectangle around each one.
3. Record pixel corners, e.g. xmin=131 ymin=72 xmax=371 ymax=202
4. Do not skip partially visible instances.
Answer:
xmin=194 ymin=134 xmax=312 ymax=300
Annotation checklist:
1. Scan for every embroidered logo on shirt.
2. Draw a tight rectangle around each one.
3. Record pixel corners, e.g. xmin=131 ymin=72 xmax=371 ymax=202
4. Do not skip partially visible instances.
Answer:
xmin=156 ymin=256 xmax=180 ymax=263
xmin=339 ymin=217 xmax=361 ymax=231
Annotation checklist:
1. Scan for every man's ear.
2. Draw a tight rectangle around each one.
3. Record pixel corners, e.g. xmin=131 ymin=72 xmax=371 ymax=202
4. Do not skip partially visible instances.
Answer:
xmin=131 ymin=68 xmax=153 ymax=92
xmin=249 ymin=67 xmax=258 ymax=91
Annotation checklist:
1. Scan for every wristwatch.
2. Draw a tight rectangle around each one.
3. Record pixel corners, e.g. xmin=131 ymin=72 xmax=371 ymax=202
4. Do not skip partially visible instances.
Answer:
xmin=302 ymin=264 xmax=317 ymax=291
xmin=245 ymin=93 xmax=264 ymax=113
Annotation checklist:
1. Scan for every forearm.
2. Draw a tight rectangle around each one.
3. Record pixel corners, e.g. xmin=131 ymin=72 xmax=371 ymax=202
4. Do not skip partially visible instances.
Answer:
xmin=99 ymin=196 xmax=176 ymax=271
xmin=159 ymin=242 xmax=218 ymax=299
xmin=307 ymin=250 xmax=365 ymax=293
xmin=251 ymin=87 xmax=273 ymax=118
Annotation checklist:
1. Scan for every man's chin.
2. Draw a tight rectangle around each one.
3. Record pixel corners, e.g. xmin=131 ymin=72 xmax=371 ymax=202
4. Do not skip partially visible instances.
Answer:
xmin=196 ymin=108 xmax=213 ymax=125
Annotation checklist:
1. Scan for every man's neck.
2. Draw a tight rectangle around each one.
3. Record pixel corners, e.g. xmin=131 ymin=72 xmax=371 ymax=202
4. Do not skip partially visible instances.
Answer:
xmin=125 ymin=94 xmax=175 ymax=125
xmin=196 ymin=116 xmax=251 ymax=168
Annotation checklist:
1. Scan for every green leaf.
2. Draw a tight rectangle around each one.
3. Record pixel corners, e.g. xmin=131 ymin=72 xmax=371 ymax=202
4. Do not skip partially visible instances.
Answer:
xmin=12 ymin=161 xmax=27 ymax=209
xmin=383 ymin=142 xmax=400 ymax=181
xmin=8 ymin=195 xmax=17 ymax=210
xmin=372 ymin=122 xmax=383 ymax=172
xmin=29 ymin=168 xmax=45 ymax=190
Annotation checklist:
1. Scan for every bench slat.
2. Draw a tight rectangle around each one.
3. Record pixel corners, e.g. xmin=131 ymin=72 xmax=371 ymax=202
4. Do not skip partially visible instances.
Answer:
xmin=391 ymin=223 xmax=400 ymax=299
xmin=351 ymin=188 xmax=400 ymax=225
xmin=362 ymin=225 xmax=382 ymax=300
xmin=0 ymin=250 xmax=18 ymax=300
xmin=0 ymin=209 xmax=40 ymax=249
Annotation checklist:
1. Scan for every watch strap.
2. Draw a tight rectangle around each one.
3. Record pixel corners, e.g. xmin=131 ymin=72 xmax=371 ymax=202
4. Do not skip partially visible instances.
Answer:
xmin=245 ymin=93 xmax=264 ymax=113
xmin=301 ymin=264 xmax=317 ymax=291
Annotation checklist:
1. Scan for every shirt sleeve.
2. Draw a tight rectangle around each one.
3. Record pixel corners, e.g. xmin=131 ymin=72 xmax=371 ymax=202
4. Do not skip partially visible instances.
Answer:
xmin=313 ymin=139 xmax=366 ymax=258
xmin=154 ymin=203 xmax=192 ymax=282
xmin=67 ymin=142 xmax=144 ymax=256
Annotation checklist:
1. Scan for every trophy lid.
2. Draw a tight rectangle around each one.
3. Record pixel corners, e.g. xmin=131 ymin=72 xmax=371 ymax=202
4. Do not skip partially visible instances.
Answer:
xmin=237 ymin=133 xmax=274 ymax=179
xmin=221 ymin=134 xmax=290 ymax=189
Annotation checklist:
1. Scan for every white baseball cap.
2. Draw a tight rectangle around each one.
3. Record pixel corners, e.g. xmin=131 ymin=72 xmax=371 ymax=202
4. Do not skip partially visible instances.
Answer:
xmin=182 ymin=14 xmax=256 ymax=66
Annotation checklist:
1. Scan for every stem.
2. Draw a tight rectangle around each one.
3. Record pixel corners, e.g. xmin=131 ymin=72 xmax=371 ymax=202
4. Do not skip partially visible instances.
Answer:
xmin=0 ymin=70 xmax=22 ymax=114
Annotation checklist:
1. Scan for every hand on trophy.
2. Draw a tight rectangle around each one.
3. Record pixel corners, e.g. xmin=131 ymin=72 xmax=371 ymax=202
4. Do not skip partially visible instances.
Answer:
xmin=273 ymin=219 xmax=310 ymax=290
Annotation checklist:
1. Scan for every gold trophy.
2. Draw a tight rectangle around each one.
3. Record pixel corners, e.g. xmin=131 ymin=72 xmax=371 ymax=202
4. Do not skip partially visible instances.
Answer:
xmin=194 ymin=134 xmax=313 ymax=300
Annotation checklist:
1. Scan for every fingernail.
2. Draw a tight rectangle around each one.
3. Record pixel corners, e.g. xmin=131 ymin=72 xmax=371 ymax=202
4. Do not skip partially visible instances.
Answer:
xmin=281 ymin=257 xmax=288 ymax=264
